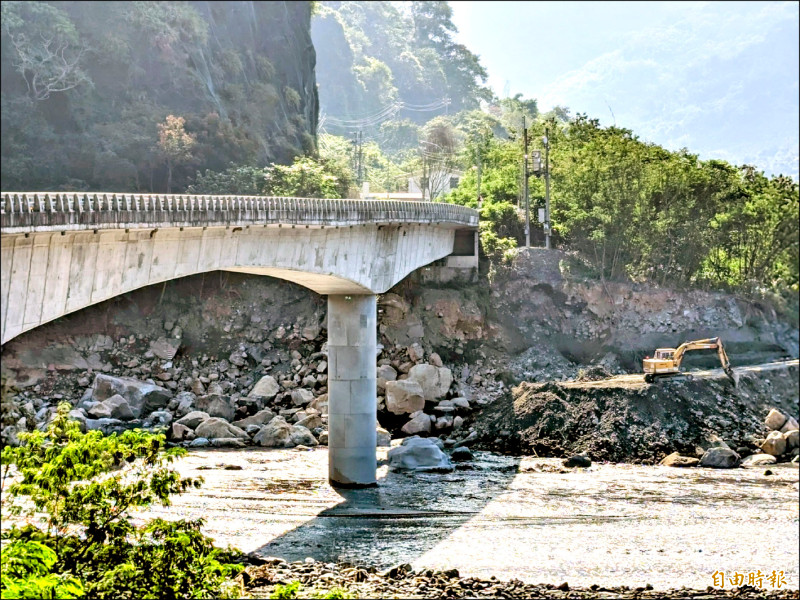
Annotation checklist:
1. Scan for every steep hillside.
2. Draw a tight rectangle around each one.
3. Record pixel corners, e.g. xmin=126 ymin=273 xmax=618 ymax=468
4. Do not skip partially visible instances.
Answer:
xmin=0 ymin=1 xmax=317 ymax=192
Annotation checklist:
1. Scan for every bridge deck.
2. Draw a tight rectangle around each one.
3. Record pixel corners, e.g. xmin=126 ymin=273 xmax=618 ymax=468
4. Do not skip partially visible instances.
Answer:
xmin=1 ymin=193 xmax=478 ymax=233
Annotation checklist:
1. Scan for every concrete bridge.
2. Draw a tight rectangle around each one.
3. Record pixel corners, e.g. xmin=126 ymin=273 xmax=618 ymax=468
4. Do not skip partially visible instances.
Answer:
xmin=1 ymin=192 xmax=478 ymax=487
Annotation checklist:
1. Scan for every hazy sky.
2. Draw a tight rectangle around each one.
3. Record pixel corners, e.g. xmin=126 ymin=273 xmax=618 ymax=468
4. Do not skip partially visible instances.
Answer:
xmin=449 ymin=1 xmax=799 ymax=180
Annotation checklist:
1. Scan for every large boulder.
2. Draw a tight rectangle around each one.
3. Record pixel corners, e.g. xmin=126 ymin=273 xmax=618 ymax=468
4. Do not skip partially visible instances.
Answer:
xmin=291 ymin=389 xmax=314 ymax=406
xmin=401 ymin=411 xmax=432 ymax=435
xmin=143 ymin=410 xmax=172 ymax=430
xmin=765 ymin=409 xmax=788 ymax=431
xmin=195 ymin=394 xmax=235 ymax=421
xmin=296 ymin=414 xmax=324 ymax=431
xmin=194 ymin=418 xmax=248 ymax=440
xmin=175 ymin=411 xmax=210 ymax=429
xmin=290 ymin=425 xmax=318 ymax=447
xmin=387 ymin=437 xmax=453 ymax=472
xmin=407 ymin=343 xmax=425 ymax=363
xmin=233 ymin=409 xmax=276 ymax=430
xmin=87 ymin=394 xmax=135 ymax=421
xmin=377 ymin=365 xmax=398 ymax=391
xmin=659 ymin=452 xmax=699 ymax=468
xmin=784 ymin=429 xmax=799 ymax=450
xmin=85 ymin=418 xmax=130 ymax=436
xmin=170 ymin=422 xmax=195 ymax=442
xmin=741 ymin=453 xmax=777 ymax=467
xmin=451 ymin=446 xmax=473 ymax=462
xmin=249 ymin=375 xmax=280 ymax=400
xmin=407 ymin=364 xmax=453 ymax=401
xmin=253 ymin=416 xmax=294 ymax=447
xmin=90 ymin=374 xmax=172 ymax=418
xmin=149 ymin=337 xmax=181 ymax=360
xmin=699 ymin=447 xmax=741 ymax=468
xmin=385 ymin=380 xmax=425 ymax=415
xmin=68 ymin=409 xmax=87 ymax=433
xmin=173 ymin=391 xmax=197 ymax=418
xmin=377 ymin=427 xmax=391 ymax=447
xmin=780 ymin=416 xmax=799 ymax=434
xmin=309 ymin=394 xmax=328 ymax=415
xmin=761 ymin=431 xmax=787 ymax=457
xmin=210 ymin=438 xmax=247 ymax=448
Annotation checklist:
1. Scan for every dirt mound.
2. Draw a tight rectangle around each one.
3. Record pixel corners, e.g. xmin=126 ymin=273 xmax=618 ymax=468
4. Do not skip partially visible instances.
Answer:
xmin=473 ymin=363 xmax=799 ymax=463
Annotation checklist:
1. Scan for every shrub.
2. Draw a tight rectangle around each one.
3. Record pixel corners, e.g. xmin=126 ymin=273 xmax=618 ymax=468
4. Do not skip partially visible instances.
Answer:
xmin=271 ymin=580 xmax=302 ymax=599
xmin=0 ymin=539 xmax=84 ymax=599
xmin=0 ymin=403 xmax=243 ymax=599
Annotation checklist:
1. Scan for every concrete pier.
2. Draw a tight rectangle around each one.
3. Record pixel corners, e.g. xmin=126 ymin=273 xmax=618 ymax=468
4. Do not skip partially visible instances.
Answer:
xmin=327 ymin=294 xmax=377 ymax=487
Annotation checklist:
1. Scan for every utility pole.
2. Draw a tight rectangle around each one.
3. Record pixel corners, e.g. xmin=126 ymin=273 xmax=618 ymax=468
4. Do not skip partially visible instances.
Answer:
xmin=523 ymin=116 xmax=530 ymax=248
xmin=357 ymin=130 xmax=363 ymax=187
xmin=544 ymin=126 xmax=551 ymax=250
xmin=476 ymin=150 xmax=482 ymax=205
xmin=475 ymin=149 xmax=482 ymax=276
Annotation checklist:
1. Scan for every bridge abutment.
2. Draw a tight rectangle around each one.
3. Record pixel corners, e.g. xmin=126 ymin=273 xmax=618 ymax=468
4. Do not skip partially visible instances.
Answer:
xmin=327 ymin=294 xmax=378 ymax=487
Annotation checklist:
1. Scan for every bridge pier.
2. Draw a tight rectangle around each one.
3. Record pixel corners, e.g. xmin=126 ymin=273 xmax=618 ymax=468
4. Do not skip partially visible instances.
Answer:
xmin=327 ymin=294 xmax=378 ymax=487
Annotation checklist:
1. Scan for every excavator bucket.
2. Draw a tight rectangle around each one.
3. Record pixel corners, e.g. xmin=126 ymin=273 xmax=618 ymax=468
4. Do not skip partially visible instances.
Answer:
xmin=725 ymin=366 xmax=738 ymax=387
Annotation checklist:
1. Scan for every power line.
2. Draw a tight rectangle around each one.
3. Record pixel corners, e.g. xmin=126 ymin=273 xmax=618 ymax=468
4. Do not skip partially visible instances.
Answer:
xmin=319 ymin=97 xmax=451 ymax=130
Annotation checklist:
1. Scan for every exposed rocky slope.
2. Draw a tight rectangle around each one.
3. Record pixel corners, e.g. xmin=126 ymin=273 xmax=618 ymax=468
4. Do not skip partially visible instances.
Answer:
xmin=1 ymin=250 xmax=797 ymax=460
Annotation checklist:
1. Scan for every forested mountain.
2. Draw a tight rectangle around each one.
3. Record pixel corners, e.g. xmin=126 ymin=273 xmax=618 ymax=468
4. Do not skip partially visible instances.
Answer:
xmin=2 ymin=1 xmax=796 ymax=298
xmin=311 ymin=1 xmax=490 ymax=133
xmin=0 ymin=1 xmax=317 ymax=192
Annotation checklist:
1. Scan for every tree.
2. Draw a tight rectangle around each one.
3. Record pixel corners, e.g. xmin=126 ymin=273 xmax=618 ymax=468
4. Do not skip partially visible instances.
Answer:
xmin=262 ymin=157 xmax=345 ymax=198
xmin=410 ymin=117 xmax=461 ymax=201
xmin=1 ymin=1 xmax=92 ymax=101
xmin=409 ymin=1 xmax=490 ymax=111
xmin=157 ymin=115 xmax=197 ymax=193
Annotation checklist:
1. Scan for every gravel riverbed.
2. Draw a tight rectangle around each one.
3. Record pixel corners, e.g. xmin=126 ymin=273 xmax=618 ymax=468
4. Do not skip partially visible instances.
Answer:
xmin=129 ymin=446 xmax=799 ymax=597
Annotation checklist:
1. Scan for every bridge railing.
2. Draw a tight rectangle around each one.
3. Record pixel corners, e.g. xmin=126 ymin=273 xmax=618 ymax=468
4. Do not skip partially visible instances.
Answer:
xmin=1 ymin=192 xmax=478 ymax=231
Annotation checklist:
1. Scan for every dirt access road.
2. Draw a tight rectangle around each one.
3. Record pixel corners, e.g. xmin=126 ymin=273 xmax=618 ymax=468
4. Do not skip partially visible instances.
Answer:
xmin=561 ymin=360 xmax=799 ymax=390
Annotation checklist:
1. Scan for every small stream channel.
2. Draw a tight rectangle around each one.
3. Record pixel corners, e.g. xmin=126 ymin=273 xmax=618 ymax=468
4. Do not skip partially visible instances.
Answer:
xmin=132 ymin=446 xmax=800 ymax=590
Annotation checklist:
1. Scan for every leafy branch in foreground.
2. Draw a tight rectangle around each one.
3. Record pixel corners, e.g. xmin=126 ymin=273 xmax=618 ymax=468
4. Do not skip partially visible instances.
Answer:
xmin=1 ymin=402 xmax=243 ymax=599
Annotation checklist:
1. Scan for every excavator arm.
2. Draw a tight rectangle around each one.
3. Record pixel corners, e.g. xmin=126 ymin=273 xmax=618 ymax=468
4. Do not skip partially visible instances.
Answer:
xmin=673 ymin=337 xmax=736 ymax=384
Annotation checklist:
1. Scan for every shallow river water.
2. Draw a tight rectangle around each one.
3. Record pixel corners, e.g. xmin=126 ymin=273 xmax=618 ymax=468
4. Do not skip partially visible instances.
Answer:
xmin=133 ymin=447 xmax=800 ymax=590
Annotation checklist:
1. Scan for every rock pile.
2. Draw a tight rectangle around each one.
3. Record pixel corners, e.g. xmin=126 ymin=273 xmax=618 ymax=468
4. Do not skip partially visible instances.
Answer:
xmin=659 ymin=407 xmax=800 ymax=469
xmin=2 ymin=328 xmax=505 ymax=451
xmin=755 ymin=409 xmax=799 ymax=463
xmin=240 ymin=557 xmax=798 ymax=600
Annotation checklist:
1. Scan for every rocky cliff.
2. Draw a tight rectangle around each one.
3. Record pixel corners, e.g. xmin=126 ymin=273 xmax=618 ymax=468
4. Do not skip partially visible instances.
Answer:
xmin=0 ymin=1 xmax=317 ymax=191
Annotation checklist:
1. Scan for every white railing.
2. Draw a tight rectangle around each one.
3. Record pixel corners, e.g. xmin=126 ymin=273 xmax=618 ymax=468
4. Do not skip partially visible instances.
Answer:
xmin=0 ymin=192 xmax=478 ymax=230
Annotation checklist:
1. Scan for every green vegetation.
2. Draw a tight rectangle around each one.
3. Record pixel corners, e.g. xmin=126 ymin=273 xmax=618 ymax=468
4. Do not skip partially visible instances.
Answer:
xmin=271 ymin=581 xmax=302 ymax=599
xmin=267 ymin=581 xmax=356 ymax=600
xmin=1 ymin=0 xmax=796 ymax=302
xmin=1 ymin=1 xmax=316 ymax=192
xmin=188 ymin=156 xmax=352 ymax=199
xmin=443 ymin=113 xmax=798 ymax=295
xmin=0 ymin=402 xmax=243 ymax=599
xmin=313 ymin=1 xmax=489 ymax=127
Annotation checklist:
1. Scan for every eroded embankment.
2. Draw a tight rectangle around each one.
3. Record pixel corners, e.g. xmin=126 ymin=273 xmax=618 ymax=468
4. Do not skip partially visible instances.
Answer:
xmin=474 ymin=362 xmax=799 ymax=463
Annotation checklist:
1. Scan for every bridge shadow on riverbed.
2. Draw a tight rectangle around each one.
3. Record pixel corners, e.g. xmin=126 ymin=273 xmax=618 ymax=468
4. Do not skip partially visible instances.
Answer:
xmin=251 ymin=452 xmax=521 ymax=568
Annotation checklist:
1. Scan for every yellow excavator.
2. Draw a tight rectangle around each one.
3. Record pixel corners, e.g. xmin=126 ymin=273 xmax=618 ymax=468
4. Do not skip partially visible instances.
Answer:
xmin=643 ymin=337 xmax=737 ymax=385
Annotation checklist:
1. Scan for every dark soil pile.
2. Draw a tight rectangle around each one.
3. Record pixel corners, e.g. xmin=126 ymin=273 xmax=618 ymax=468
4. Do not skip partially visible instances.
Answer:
xmin=473 ymin=363 xmax=799 ymax=463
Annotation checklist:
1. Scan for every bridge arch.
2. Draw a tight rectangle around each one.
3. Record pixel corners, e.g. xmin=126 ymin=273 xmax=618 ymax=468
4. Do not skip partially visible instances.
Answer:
xmin=1 ymin=192 xmax=479 ymax=487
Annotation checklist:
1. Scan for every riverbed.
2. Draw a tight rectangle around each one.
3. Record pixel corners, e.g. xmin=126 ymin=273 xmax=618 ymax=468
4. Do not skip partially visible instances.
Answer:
xmin=132 ymin=446 xmax=800 ymax=591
